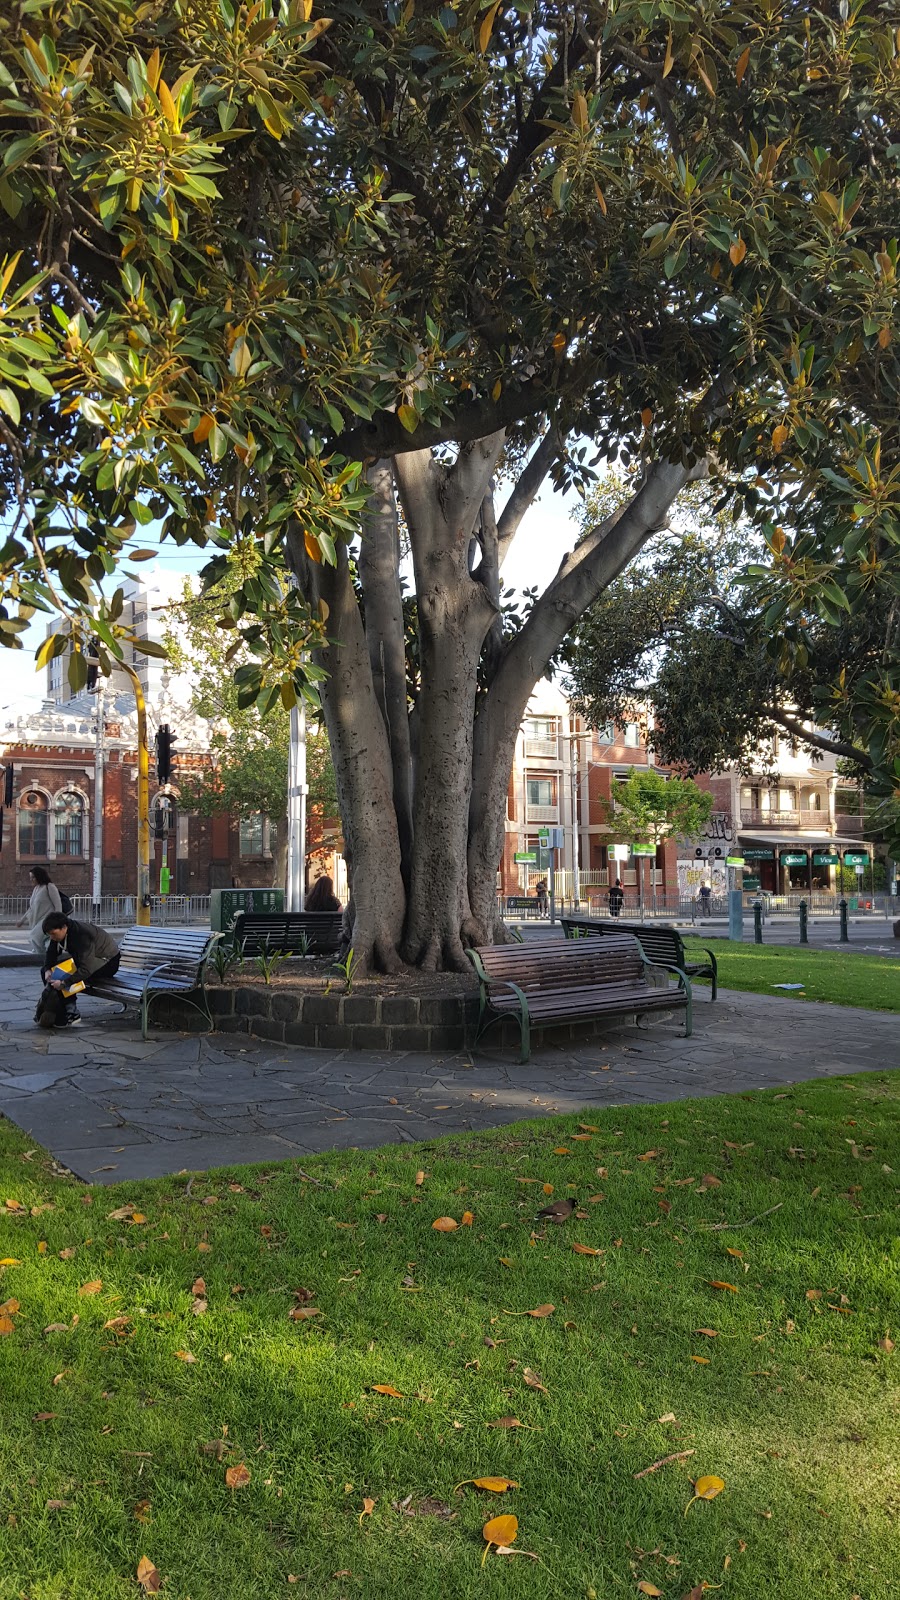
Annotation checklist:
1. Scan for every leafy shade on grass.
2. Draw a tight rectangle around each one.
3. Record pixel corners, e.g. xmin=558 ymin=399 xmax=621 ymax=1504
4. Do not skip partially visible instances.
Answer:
xmin=0 ymin=1076 xmax=898 ymax=1600
xmin=682 ymin=939 xmax=900 ymax=1011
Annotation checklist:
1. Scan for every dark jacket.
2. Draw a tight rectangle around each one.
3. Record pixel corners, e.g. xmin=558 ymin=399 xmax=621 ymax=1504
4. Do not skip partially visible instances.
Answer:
xmin=44 ymin=919 xmax=119 ymax=985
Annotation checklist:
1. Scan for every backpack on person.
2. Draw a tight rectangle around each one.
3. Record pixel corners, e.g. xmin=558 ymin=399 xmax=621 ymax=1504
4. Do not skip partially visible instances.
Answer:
xmin=58 ymin=890 xmax=73 ymax=916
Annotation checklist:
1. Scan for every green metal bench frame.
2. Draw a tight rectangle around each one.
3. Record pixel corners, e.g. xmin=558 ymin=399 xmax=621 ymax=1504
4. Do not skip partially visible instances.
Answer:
xmin=90 ymin=927 xmax=221 ymax=1039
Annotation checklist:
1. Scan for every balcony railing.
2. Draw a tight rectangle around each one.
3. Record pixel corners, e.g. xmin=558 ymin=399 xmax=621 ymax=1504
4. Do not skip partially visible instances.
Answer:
xmin=740 ymin=808 xmax=829 ymax=829
xmin=525 ymin=803 xmax=560 ymax=822
xmin=834 ymin=812 xmax=864 ymax=836
xmin=524 ymin=737 xmax=559 ymax=759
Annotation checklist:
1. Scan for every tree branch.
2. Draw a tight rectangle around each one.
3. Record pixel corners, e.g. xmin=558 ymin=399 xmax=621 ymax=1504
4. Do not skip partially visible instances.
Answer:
xmin=336 ymin=379 xmax=549 ymax=463
xmin=766 ymin=708 xmax=872 ymax=771
xmin=497 ymin=427 xmax=560 ymax=563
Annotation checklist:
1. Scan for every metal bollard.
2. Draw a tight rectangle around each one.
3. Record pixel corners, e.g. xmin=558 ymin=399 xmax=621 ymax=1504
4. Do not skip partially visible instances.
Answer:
xmin=753 ymin=900 xmax=763 ymax=944
xmin=839 ymin=898 xmax=849 ymax=943
xmin=799 ymin=898 xmax=808 ymax=944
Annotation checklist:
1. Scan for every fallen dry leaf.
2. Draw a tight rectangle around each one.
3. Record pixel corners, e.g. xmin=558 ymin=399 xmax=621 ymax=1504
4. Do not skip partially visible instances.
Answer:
xmin=551 ymin=1147 xmax=570 ymax=1155
xmin=58 ymin=1248 xmax=76 ymax=1260
xmin=637 ymin=1584 xmax=663 ymax=1597
xmin=415 ymin=1170 xmax=425 ymax=1186
xmin=52 ymin=1370 xmax=71 ymax=1386
xmin=191 ymin=1277 xmax=206 ymax=1296
xmin=578 ymin=1123 xmax=598 ymax=1132
xmin=461 ymin=1211 xmax=474 ymax=1227
xmin=359 ymin=1495 xmax=376 ymax=1524
xmin=130 ymin=1213 xmax=147 ymax=1225
xmin=725 ymin=1247 xmax=743 ymax=1259
xmin=483 ymin=1513 xmax=518 ymax=1550
xmin=658 ymin=1412 xmax=677 ymax=1424
xmin=637 ymin=1150 xmax=661 ymax=1162
xmin=0 ymin=1257 xmax=22 ymax=1267
xmin=191 ymin=1298 xmax=208 ymax=1316
xmin=174 ymin=1350 xmax=197 ymax=1363
xmin=694 ymin=1329 xmax=718 ymax=1338
xmin=432 ymin=1217 xmax=458 ymax=1232
xmin=45 ymin=1499 xmax=72 ymax=1510
xmin=486 ymin=1416 xmax=525 ymax=1429
xmin=542 ymin=1183 xmax=554 ymax=1196
xmin=37 ymin=1241 xmax=47 ymax=1254
xmin=370 ymin=1384 xmax=404 ymax=1398
xmin=107 ymin=1205 xmax=135 ymax=1221
xmin=571 ymin=1134 xmax=592 ymax=1142
xmin=136 ymin=1556 xmax=162 ymax=1592
xmin=225 ymin=1462 xmax=251 ymax=1489
xmin=78 ymin=1279 xmax=102 ymax=1297
xmin=133 ymin=1500 xmax=151 ymax=1524
xmin=33 ymin=1411 xmax=57 ymax=1421
xmin=685 ymin=1474 xmax=725 ymax=1514
xmin=706 ymin=1281 xmax=738 ymax=1293
xmin=522 ymin=1367 xmax=549 ymax=1395
xmin=806 ymin=1289 xmax=822 ymax=1301
xmin=498 ymin=1257 xmax=514 ymax=1268
xmin=572 ymin=1242 xmax=604 ymax=1257
xmin=0 ymin=1313 xmax=16 ymax=1335
xmin=527 ymin=1303 xmax=554 ymax=1318
xmin=44 ymin=1322 xmax=69 ymax=1333
xmin=700 ymin=1174 xmax=722 ymax=1187
xmin=289 ymin=1307 xmax=321 ymax=1321
xmin=878 ymin=1335 xmax=895 ymax=1353
xmin=454 ymin=1477 xmax=520 ymax=1494
xmin=4 ymin=1199 xmax=24 ymax=1212
xmin=690 ymin=1356 xmax=710 ymax=1365
xmin=0 ymin=1297 xmax=19 ymax=1314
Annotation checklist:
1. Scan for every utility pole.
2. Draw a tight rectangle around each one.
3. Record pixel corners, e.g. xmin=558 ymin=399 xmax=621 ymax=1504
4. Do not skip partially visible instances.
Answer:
xmin=287 ymin=701 xmax=308 ymax=910
xmin=92 ymin=679 xmax=106 ymax=913
xmin=570 ymin=729 xmax=581 ymax=907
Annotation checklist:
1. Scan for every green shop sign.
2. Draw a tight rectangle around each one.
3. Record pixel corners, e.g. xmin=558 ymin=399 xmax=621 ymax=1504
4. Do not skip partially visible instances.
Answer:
xmin=780 ymin=852 xmax=808 ymax=866
xmin=210 ymin=887 xmax=285 ymax=932
xmin=514 ymin=851 xmax=536 ymax=864
xmin=742 ymin=848 xmax=774 ymax=860
xmin=812 ymin=852 xmax=840 ymax=866
xmin=632 ymin=843 xmax=656 ymax=856
xmin=843 ymin=852 xmax=869 ymax=866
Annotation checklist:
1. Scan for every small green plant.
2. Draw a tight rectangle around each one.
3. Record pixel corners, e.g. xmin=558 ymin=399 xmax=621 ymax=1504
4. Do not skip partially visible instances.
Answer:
xmin=255 ymin=947 xmax=288 ymax=985
xmin=327 ymin=947 xmax=361 ymax=995
xmin=296 ymin=931 xmax=312 ymax=959
xmin=210 ymin=941 xmax=241 ymax=983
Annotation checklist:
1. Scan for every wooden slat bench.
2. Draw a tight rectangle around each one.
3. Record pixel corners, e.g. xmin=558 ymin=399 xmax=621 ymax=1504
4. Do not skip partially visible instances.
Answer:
xmin=467 ymin=933 xmax=691 ymax=1062
xmin=230 ymin=911 xmax=344 ymax=957
xmin=561 ymin=917 xmax=718 ymax=1000
xmin=89 ymin=926 xmax=219 ymax=1039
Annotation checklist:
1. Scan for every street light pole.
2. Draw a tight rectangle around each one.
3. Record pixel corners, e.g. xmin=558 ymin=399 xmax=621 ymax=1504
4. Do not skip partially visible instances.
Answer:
xmin=119 ymin=661 xmax=151 ymax=926
xmin=287 ymin=701 xmax=308 ymax=910
xmin=92 ymin=679 xmax=106 ymax=913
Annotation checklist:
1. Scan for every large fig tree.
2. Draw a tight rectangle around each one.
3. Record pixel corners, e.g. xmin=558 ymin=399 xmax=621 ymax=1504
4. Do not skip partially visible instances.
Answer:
xmin=0 ymin=0 xmax=897 ymax=965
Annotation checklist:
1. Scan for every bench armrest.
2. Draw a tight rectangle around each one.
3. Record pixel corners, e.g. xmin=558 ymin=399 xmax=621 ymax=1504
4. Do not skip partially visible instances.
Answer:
xmin=698 ymin=945 xmax=718 ymax=979
xmin=642 ymin=960 xmax=693 ymax=1004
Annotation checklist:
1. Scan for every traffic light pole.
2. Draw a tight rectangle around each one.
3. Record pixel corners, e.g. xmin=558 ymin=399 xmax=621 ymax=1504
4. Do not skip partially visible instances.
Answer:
xmin=119 ymin=662 xmax=151 ymax=925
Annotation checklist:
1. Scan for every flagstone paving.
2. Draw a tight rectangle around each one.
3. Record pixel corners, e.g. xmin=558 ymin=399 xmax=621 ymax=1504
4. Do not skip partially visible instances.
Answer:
xmin=0 ymin=966 xmax=893 ymax=1183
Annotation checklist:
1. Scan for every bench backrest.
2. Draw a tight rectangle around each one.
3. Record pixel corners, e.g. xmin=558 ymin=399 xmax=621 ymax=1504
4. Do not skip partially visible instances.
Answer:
xmin=562 ymin=918 xmax=685 ymax=968
xmin=470 ymin=933 xmax=646 ymax=993
xmin=231 ymin=911 xmax=343 ymax=952
xmin=117 ymin=926 xmax=215 ymax=982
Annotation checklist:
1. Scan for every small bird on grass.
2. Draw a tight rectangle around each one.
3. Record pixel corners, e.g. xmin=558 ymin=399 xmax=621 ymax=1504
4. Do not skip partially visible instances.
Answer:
xmin=536 ymin=1196 xmax=578 ymax=1223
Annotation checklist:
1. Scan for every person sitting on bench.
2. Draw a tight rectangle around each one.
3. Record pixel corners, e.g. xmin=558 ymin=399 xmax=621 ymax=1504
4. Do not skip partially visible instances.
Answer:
xmin=35 ymin=913 xmax=121 ymax=1030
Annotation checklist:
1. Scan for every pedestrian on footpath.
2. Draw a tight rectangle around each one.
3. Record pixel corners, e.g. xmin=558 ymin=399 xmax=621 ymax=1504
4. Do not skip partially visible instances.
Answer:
xmin=17 ymin=866 xmax=62 ymax=958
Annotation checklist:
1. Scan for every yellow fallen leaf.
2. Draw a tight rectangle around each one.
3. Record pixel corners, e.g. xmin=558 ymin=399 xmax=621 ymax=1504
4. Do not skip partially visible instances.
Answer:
xmin=370 ymin=1384 xmax=403 ymax=1397
xmin=706 ymin=1281 xmax=738 ymax=1293
xmin=0 ymin=1313 xmax=14 ymax=1335
xmin=578 ymin=1124 xmax=598 ymax=1132
xmin=572 ymin=1243 xmax=603 ymax=1257
xmin=695 ymin=1328 xmax=718 ymax=1338
xmin=482 ymin=1513 xmax=518 ymax=1564
xmin=542 ymin=1183 xmax=554 ymax=1196
xmin=571 ymin=1134 xmax=592 ymax=1142
xmin=690 ymin=1355 xmax=710 ymax=1365
xmin=359 ymin=1495 xmax=376 ymax=1523
xmin=225 ymin=1462 xmax=250 ymax=1489
xmin=136 ymin=1556 xmax=162 ymax=1592
xmin=552 ymin=1147 xmax=570 ymax=1155
xmin=638 ymin=1585 xmax=663 ymax=1597
xmin=174 ymin=1350 xmax=197 ymax=1363
xmin=0 ymin=1297 xmax=19 ymax=1314
xmin=805 ymin=1289 xmax=822 ymax=1300
xmin=37 ymin=1241 xmax=47 ymax=1255
xmin=685 ymin=1474 xmax=725 ymax=1513
xmin=726 ymin=1247 xmax=743 ymax=1258
xmin=527 ymin=1304 xmax=554 ymax=1318
xmin=4 ymin=1199 xmax=24 ymax=1212
xmin=498 ymin=1257 xmax=514 ymax=1268
xmin=415 ymin=1170 xmax=425 ymax=1186
xmin=129 ymin=1212 xmax=148 ymax=1225
xmin=454 ymin=1477 xmax=520 ymax=1494
xmin=0 ymin=1258 xmax=22 ymax=1267
xmin=289 ymin=1307 xmax=321 ymax=1320
xmin=78 ymin=1280 xmax=102 ymax=1296
xmin=461 ymin=1211 xmax=474 ymax=1227
xmin=486 ymin=1416 xmax=526 ymax=1429
xmin=523 ymin=1367 xmax=549 ymax=1394
xmin=432 ymin=1217 xmax=458 ymax=1232
xmin=197 ymin=1241 xmax=212 ymax=1253
xmin=192 ymin=1278 xmax=206 ymax=1296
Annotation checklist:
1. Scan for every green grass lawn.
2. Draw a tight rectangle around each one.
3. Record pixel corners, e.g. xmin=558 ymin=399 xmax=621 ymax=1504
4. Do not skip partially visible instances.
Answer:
xmin=0 ymin=1074 xmax=898 ymax=1600
xmin=682 ymin=939 xmax=900 ymax=1011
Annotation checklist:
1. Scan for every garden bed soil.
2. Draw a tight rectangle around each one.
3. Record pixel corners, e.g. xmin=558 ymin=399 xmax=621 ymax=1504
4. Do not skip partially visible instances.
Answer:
xmin=227 ymin=959 xmax=477 ymax=1000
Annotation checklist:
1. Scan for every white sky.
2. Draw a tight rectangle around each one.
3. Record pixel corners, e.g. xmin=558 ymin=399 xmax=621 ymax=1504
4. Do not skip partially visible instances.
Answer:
xmin=3 ymin=475 xmax=582 ymax=722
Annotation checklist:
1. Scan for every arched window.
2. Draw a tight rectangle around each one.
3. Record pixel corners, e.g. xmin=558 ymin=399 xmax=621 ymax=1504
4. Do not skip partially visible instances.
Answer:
xmin=55 ymin=790 xmax=84 ymax=857
xmin=18 ymin=790 xmax=49 ymax=856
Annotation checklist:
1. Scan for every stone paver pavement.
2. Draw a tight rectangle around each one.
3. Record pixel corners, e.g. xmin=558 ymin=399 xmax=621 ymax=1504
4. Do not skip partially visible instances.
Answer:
xmin=0 ymin=967 xmax=894 ymax=1183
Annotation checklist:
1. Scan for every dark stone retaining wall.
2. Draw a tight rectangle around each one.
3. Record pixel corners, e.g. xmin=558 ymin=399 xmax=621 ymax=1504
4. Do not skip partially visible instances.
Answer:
xmin=153 ymin=984 xmax=481 ymax=1052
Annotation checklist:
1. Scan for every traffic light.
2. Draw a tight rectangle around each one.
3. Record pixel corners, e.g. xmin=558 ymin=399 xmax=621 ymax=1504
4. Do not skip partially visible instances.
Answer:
xmin=155 ymin=725 xmax=177 ymax=784
xmin=3 ymin=763 xmax=12 ymax=807
xmin=86 ymin=638 xmax=100 ymax=693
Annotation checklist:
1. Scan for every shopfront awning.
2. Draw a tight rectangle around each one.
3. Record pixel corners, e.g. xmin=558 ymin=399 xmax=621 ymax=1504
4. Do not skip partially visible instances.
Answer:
xmin=738 ymin=833 xmax=873 ymax=850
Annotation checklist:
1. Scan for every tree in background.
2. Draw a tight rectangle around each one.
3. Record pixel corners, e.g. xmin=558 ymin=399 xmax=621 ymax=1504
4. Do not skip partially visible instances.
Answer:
xmin=0 ymin=1 xmax=897 ymax=965
xmin=167 ymin=578 xmax=337 ymax=890
xmin=604 ymin=770 xmax=713 ymax=910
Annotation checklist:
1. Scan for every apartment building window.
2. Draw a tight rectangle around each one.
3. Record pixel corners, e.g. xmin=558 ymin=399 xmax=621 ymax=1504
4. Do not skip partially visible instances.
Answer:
xmin=526 ymin=778 xmax=553 ymax=809
xmin=18 ymin=791 xmax=49 ymax=856
xmin=623 ymin=722 xmax=640 ymax=747
xmin=524 ymin=717 xmax=558 ymax=757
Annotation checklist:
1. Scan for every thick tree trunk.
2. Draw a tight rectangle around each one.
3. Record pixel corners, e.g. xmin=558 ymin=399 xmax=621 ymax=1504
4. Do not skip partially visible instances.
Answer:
xmin=286 ymin=526 xmax=406 ymax=971
xmin=394 ymin=437 xmax=503 ymax=968
xmin=358 ymin=460 xmax=414 ymax=889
